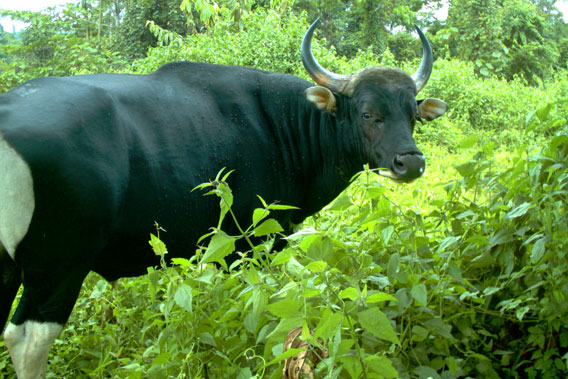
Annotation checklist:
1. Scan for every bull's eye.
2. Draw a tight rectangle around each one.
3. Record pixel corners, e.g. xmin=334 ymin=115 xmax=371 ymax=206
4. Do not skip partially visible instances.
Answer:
xmin=362 ymin=112 xmax=372 ymax=120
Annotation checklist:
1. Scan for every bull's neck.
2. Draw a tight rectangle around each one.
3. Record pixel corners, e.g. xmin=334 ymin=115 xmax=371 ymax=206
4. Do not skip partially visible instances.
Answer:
xmin=264 ymin=86 xmax=364 ymax=221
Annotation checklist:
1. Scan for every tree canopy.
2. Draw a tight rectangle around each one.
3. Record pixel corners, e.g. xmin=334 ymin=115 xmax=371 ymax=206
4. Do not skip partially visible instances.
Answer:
xmin=1 ymin=0 xmax=567 ymax=86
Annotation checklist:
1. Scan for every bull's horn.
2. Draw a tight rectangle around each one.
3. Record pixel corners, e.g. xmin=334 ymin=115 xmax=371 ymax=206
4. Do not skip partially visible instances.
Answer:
xmin=301 ymin=18 xmax=349 ymax=93
xmin=411 ymin=25 xmax=433 ymax=94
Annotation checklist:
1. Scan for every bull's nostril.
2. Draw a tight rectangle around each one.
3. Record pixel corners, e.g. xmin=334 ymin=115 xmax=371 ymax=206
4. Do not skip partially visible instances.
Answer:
xmin=393 ymin=155 xmax=407 ymax=175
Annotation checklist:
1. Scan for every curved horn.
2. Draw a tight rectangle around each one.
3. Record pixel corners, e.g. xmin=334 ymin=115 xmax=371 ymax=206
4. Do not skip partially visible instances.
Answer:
xmin=301 ymin=18 xmax=349 ymax=93
xmin=411 ymin=25 xmax=433 ymax=94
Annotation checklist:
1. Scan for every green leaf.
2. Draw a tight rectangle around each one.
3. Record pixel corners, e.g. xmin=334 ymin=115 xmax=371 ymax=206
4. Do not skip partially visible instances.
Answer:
xmin=489 ymin=228 xmax=513 ymax=247
xmin=199 ymin=231 xmax=236 ymax=268
xmin=252 ymin=208 xmax=270 ymax=226
xmin=254 ymin=218 xmax=284 ymax=237
xmin=266 ymin=299 xmax=301 ymax=318
xmin=381 ymin=225 xmax=394 ymax=245
xmin=306 ymin=236 xmax=335 ymax=262
xmin=470 ymin=353 xmax=490 ymax=361
xmin=339 ymin=355 xmax=362 ymax=378
xmin=199 ymin=332 xmax=216 ymax=346
xmin=455 ymin=162 xmax=476 ymax=177
xmin=328 ymin=194 xmax=353 ymax=211
xmin=151 ymin=352 xmax=171 ymax=366
xmin=194 ymin=269 xmax=215 ymax=284
xmin=174 ymin=284 xmax=192 ymax=313
xmin=530 ymin=238 xmax=546 ymax=263
xmin=170 ymin=257 xmax=191 ymax=267
xmin=365 ymin=355 xmax=398 ymax=379
xmin=286 ymin=257 xmax=306 ymax=277
xmin=458 ymin=134 xmax=481 ymax=149
xmin=483 ymin=286 xmax=501 ymax=296
xmin=447 ymin=356 xmax=458 ymax=373
xmin=536 ymin=103 xmax=553 ymax=121
xmin=264 ymin=348 xmax=304 ymax=367
xmin=236 ymin=367 xmax=254 ymax=379
xmin=297 ymin=233 xmax=320 ymax=252
xmin=314 ymin=309 xmax=344 ymax=341
xmin=247 ymin=266 xmax=260 ymax=284
xmin=423 ymin=318 xmax=453 ymax=339
xmin=414 ymin=366 xmax=441 ymax=379
xmin=410 ymin=283 xmax=428 ymax=306
xmin=302 ymin=287 xmax=322 ymax=298
xmin=149 ymin=233 xmax=167 ymax=256
xmin=267 ymin=204 xmax=299 ymax=211
xmin=411 ymin=325 xmax=429 ymax=342
xmin=271 ymin=250 xmax=291 ymax=265
xmin=339 ymin=287 xmax=359 ymax=300
xmin=525 ymin=109 xmax=537 ymax=127
xmin=216 ymin=182 xmax=233 ymax=228
xmin=305 ymin=260 xmax=327 ymax=273
xmin=301 ymin=320 xmax=311 ymax=341
xmin=516 ymin=305 xmax=530 ymax=321
xmin=266 ymin=316 xmax=304 ymax=340
xmin=250 ymin=288 xmax=268 ymax=320
xmin=357 ymin=308 xmax=400 ymax=345
xmin=366 ymin=292 xmax=398 ymax=304
xmin=506 ymin=202 xmax=533 ymax=219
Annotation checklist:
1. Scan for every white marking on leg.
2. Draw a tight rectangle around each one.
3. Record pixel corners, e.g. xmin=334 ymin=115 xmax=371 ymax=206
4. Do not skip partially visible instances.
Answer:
xmin=4 ymin=321 xmax=62 ymax=379
xmin=0 ymin=134 xmax=35 ymax=260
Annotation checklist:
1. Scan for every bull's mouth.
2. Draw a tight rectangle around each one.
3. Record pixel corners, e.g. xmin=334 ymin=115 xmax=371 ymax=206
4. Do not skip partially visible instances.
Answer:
xmin=378 ymin=169 xmax=406 ymax=183
xmin=378 ymin=168 xmax=423 ymax=183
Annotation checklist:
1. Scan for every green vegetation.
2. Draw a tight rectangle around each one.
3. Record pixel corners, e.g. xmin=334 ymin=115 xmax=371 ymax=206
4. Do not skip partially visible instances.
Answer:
xmin=1 ymin=0 xmax=567 ymax=377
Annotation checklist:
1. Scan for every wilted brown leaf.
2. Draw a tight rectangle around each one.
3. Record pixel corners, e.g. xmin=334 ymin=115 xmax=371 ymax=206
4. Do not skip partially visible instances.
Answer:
xmin=282 ymin=326 xmax=328 ymax=379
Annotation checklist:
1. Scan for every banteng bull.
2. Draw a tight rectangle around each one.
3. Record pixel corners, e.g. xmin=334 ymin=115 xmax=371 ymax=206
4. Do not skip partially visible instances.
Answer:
xmin=0 ymin=19 xmax=447 ymax=378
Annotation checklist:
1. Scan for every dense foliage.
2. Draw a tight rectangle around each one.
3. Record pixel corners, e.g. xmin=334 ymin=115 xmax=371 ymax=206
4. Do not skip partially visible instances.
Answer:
xmin=0 ymin=1 xmax=567 ymax=378
xmin=2 ymin=0 xmax=568 ymax=85
xmin=436 ymin=0 xmax=568 ymax=83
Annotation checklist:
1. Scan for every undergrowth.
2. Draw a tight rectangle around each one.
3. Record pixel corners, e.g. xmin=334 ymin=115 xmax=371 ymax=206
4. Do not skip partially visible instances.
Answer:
xmin=1 ymin=99 xmax=564 ymax=378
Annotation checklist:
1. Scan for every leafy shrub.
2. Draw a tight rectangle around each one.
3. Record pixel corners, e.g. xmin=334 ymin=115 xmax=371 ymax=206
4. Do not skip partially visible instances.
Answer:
xmin=134 ymin=10 xmax=312 ymax=77
xmin=423 ymin=59 xmax=548 ymax=136
xmin=0 ymin=6 xmax=128 ymax=93
xmin=137 ymin=9 xmax=422 ymax=85
xmin=432 ymin=99 xmax=568 ymax=377
xmin=304 ymin=99 xmax=568 ymax=377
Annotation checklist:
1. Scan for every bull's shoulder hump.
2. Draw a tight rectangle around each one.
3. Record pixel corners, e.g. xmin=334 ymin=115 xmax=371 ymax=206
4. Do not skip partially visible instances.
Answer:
xmin=154 ymin=61 xmax=267 ymax=76
xmin=152 ymin=61 xmax=311 ymax=87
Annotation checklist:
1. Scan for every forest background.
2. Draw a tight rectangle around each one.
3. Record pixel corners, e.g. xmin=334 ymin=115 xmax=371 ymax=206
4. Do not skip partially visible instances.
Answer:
xmin=0 ymin=0 xmax=567 ymax=378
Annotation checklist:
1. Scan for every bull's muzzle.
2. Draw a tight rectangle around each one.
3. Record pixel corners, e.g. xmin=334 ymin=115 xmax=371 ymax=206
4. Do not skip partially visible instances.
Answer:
xmin=392 ymin=153 xmax=425 ymax=181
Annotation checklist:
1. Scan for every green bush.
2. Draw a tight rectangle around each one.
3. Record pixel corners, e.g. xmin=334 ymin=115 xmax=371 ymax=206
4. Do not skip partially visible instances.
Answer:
xmin=423 ymin=59 xmax=548 ymax=135
xmin=136 ymin=9 xmax=422 ymax=84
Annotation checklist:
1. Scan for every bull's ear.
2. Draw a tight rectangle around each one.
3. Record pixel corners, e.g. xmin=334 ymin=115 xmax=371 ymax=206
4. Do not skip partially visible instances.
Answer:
xmin=305 ymin=86 xmax=337 ymax=113
xmin=417 ymin=98 xmax=448 ymax=121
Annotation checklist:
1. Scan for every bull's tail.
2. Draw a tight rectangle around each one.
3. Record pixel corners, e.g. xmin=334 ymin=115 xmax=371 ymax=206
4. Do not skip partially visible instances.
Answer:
xmin=0 ymin=246 xmax=21 ymax=332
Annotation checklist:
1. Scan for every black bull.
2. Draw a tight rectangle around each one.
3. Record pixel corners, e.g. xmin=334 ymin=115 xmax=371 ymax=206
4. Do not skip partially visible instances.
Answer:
xmin=0 ymin=19 xmax=447 ymax=377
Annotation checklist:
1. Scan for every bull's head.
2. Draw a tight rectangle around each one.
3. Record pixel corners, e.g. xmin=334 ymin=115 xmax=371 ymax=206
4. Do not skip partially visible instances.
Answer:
xmin=302 ymin=19 xmax=447 ymax=182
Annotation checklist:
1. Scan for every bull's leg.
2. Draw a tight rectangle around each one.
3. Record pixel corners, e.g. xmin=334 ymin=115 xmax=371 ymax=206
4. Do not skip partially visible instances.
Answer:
xmin=3 ymin=320 xmax=62 ymax=379
xmin=3 ymin=266 xmax=88 ymax=379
